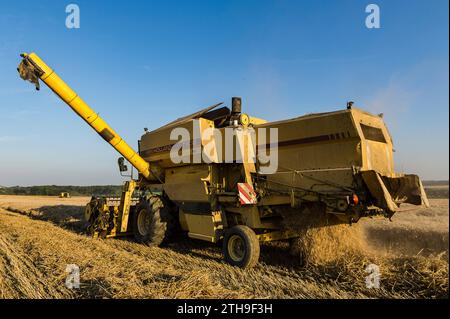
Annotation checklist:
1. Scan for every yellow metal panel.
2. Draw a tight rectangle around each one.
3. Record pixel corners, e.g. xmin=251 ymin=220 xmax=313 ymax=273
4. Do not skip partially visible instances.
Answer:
xmin=248 ymin=116 xmax=267 ymax=125
xmin=361 ymin=170 xmax=398 ymax=213
xmin=185 ymin=214 xmax=217 ymax=242
xmin=164 ymin=164 xmax=211 ymax=202
xmin=119 ymin=180 xmax=136 ymax=233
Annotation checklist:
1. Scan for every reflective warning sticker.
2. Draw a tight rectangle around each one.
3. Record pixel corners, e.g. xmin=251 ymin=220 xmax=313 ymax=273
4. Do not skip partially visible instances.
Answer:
xmin=237 ymin=183 xmax=257 ymax=205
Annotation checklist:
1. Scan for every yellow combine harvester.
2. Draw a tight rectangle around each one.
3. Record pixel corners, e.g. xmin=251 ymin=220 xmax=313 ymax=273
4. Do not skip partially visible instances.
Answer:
xmin=18 ymin=52 xmax=429 ymax=268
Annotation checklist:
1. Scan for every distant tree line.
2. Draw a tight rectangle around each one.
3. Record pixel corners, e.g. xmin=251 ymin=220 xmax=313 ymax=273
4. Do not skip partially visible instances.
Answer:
xmin=422 ymin=180 xmax=449 ymax=186
xmin=0 ymin=185 xmax=122 ymax=196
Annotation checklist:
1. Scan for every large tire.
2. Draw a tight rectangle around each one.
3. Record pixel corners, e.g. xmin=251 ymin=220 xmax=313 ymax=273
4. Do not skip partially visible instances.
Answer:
xmin=132 ymin=195 xmax=174 ymax=246
xmin=223 ymin=225 xmax=260 ymax=268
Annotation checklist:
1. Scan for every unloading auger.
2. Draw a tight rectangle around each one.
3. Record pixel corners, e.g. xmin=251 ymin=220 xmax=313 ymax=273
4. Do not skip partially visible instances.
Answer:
xmin=18 ymin=53 xmax=157 ymax=181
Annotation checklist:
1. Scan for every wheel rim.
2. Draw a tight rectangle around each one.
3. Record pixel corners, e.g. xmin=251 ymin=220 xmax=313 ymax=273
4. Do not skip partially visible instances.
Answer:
xmin=137 ymin=209 xmax=150 ymax=236
xmin=227 ymin=235 xmax=245 ymax=262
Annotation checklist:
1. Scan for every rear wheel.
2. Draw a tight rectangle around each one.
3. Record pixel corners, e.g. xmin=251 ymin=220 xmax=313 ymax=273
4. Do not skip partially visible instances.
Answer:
xmin=223 ymin=225 xmax=260 ymax=268
xmin=132 ymin=195 xmax=175 ymax=246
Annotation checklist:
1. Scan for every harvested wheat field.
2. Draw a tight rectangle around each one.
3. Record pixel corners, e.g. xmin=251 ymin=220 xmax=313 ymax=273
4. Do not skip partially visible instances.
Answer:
xmin=0 ymin=194 xmax=448 ymax=299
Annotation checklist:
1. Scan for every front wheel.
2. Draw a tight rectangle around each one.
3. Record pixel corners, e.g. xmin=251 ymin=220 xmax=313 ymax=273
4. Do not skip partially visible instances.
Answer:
xmin=132 ymin=195 xmax=174 ymax=246
xmin=222 ymin=225 xmax=260 ymax=268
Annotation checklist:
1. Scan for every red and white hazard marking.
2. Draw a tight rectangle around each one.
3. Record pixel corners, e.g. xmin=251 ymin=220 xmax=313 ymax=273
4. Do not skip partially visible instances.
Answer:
xmin=237 ymin=183 xmax=257 ymax=205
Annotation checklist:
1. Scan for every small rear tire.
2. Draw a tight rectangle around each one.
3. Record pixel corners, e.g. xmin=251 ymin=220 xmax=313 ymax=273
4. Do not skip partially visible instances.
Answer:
xmin=223 ymin=225 xmax=260 ymax=268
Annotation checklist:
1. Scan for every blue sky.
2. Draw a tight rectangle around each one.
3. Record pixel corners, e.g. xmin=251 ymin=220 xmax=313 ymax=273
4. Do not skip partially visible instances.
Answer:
xmin=0 ymin=0 xmax=448 ymax=186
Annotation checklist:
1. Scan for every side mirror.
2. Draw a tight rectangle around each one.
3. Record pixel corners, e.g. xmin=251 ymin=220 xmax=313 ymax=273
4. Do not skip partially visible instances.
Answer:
xmin=118 ymin=157 xmax=128 ymax=172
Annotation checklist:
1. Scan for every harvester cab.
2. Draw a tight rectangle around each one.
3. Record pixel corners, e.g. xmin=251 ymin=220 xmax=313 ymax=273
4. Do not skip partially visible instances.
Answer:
xmin=18 ymin=52 xmax=429 ymax=268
